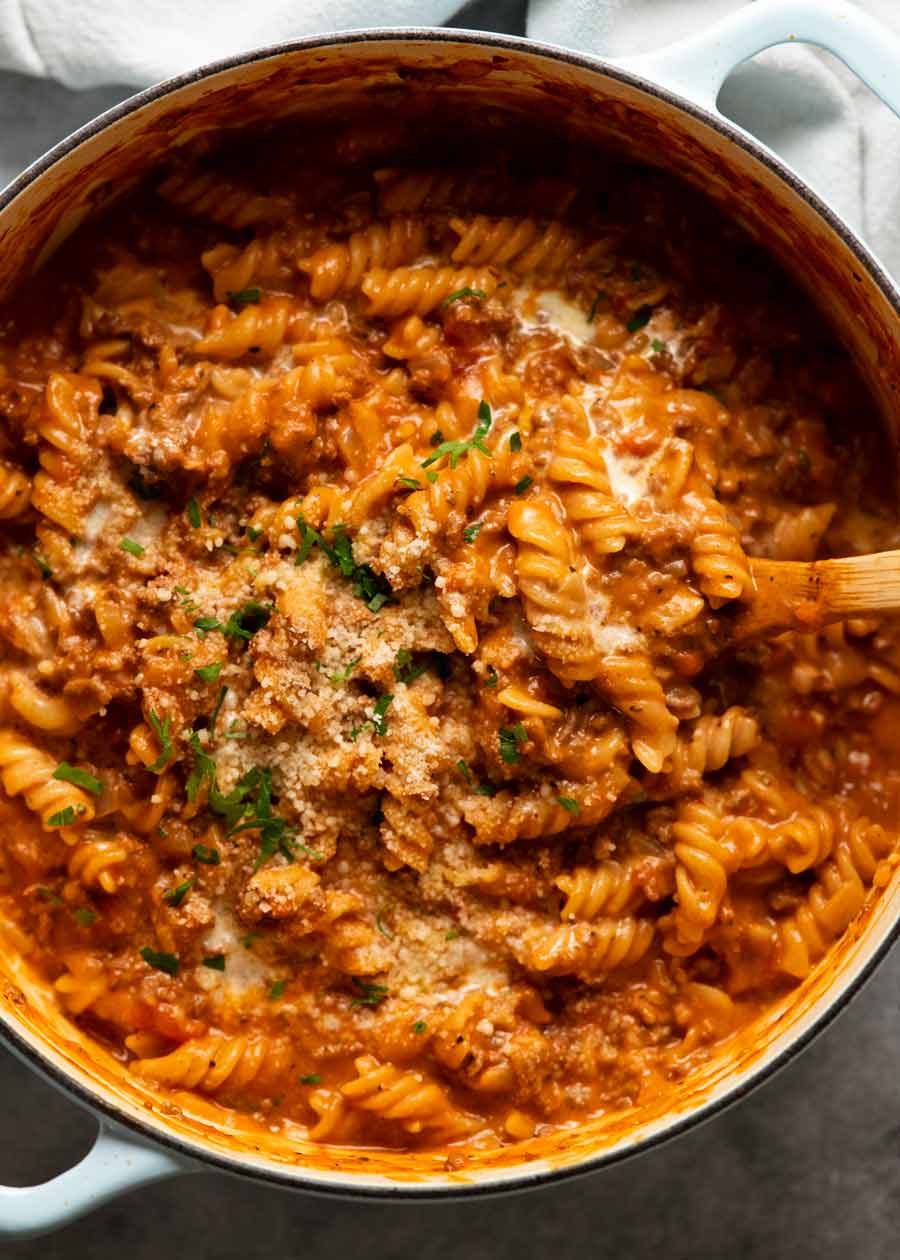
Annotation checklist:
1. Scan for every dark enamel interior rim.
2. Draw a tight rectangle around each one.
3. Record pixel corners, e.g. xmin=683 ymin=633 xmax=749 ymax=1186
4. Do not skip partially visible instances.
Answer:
xmin=1 ymin=25 xmax=899 ymax=1200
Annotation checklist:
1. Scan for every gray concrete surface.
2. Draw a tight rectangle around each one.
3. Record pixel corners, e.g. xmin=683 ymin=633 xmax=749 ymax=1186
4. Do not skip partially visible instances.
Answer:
xmin=3 ymin=0 xmax=900 ymax=1253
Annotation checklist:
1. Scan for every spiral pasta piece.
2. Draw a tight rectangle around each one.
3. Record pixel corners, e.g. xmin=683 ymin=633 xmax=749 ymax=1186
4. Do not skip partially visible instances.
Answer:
xmin=449 ymin=216 xmax=588 ymax=275
xmin=658 ymin=707 xmax=760 ymax=791
xmin=517 ymin=917 xmax=654 ymax=977
xmin=67 ymin=833 xmax=136 ymax=893
xmin=300 ymin=218 xmax=428 ymax=299
xmin=556 ymin=860 xmax=644 ymax=921
xmin=159 ymin=168 xmax=292 ymax=228
xmin=340 ymin=1054 xmax=479 ymax=1140
xmin=547 ymin=432 xmax=635 ymax=557
xmin=688 ymin=478 xmax=752 ymax=606
xmin=777 ymin=818 xmax=894 ymax=977
xmin=362 ymin=266 xmax=499 ymax=317
xmin=0 ymin=730 xmax=95 ymax=829
xmin=131 ymin=1033 xmax=290 ymax=1093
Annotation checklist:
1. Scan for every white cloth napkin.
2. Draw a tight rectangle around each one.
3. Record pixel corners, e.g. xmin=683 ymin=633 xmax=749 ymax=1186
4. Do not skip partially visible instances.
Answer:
xmin=0 ymin=0 xmax=899 ymax=273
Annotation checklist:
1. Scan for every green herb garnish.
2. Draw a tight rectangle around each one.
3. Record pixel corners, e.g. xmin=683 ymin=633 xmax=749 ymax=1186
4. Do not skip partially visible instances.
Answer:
xmin=295 ymin=520 xmax=392 ymax=612
xmin=421 ymin=401 xmax=492 ymax=471
xmin=375 ymin=912 xmax=394 ymax=941
xmin=440 ymin=286 xmax=487 ymax=308
xmin=396 ymin=476 xmax=421 ymax=491
xmin=499 ymin=723 xmax=528 ymax=764
xmin=52 ymin=763 xmax=102 ymax=796
xmin=514 ymin=475 xmax=533 ymax=496
xmin=195 ymin=662 xmax=224 ymax=684
xmin=269 ymin=979 xmax=286 ymax=1000
xmin=557 ymin=796 xmax=580 ymax=814
xmin=393 ymin=649 xmax=428 ymax=685
xmin=626 ymin=307 xmax=652 ymax=333
xmin=412 ymin=1021 xmax=427 ymax=1034
xmin=475 ymin=783 xmax=498 ymax=797
xmin=350 ymin=979 xmax=389 ymax=1008
xmin=587 ymin=291 xmax=606 ymax=322
xmin=483 ymin=666 xmax=498 ymax=688
xmin=463 ymin=523 xmax=482 ymax=543
xmin=299 ymin=1073 xmax=321 ymax=1085
xmin=328 ymin=657 xmax=360 ymax=686
xmin=192 ymin=843 xmax=220 ymax=865
xmin=147 ymin=710 xmax=173 ymax=772
xmin=509 ymin=431 xmax=522 ymax=452
xmin=370 ymin=694 xmax=394 ymax=737
xmin=223 ymin=601 xmax=272 ymax=641
xmin=186 ymin=497 xmax=202 ymax=528
xmin=202 ymin=954 xmax=226 ymax=971
xmin=32 ymin=552 xmax=53 ymax=581
xmin=228 ymin=287 xmax=261 ymax=307
xmin=119 ymin=537 xmax=145 ymax=558
xmin=140 ymin=946 xmax=179 ymax=976
xmin=163 ymin=879 xmax=194 ymax=907
xmin=47 ymin=805 xmax=82 ymax=827
xmin=651 ymin=338 xmax=665 ymax=353
xmin=72 ymin=907 xmax=97 ymax=927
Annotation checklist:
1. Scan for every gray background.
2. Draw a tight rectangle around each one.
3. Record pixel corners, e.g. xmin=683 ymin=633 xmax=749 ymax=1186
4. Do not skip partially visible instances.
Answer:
xmin=2 ymin=1 xmax=900 ymax=1254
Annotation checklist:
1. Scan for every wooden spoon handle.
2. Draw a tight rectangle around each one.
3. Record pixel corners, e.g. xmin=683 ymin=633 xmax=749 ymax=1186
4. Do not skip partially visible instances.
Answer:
xmin=739 ymin=551 xmax=900 ymax=639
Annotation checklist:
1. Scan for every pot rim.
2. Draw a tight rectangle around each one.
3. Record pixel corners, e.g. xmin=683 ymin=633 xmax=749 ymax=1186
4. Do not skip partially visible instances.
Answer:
xmin=2 ymin=24 xmax=899 ymax=1199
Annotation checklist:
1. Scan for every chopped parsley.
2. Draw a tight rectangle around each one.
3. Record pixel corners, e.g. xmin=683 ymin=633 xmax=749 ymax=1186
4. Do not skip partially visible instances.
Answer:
xmin=350 ymin=979 xmax=389 ymax=1008
xmin=223 ymin=601 xmax=271 ymax=641
xmin=72 ymin=907 xmax=97 ymax=927
xmin=795 ymin=449 xmax=812 ymax=473
xmin=299 ymin=1073 xmax=321 ymax=1085
xmin=209 ymin=685 xmax=228 ymax=734
xmin=396 ymin=475 xmax=421 ymax=491
xmin=375 ymin=912 xmax=394 ymax=941
xmin=626 ymin=306 xmax=652 ymax=333
xmin=52 ymin=763 xmax=103 ymax=796
xmin=463 ymin=522 xmax=482 ymax=543
xmin=445 ymin=929 xmax=461 ymax=941
xmin=47 ymin=805 xmax=83 ymax=827
xmin=195 ymin=662 xmax=224 ymax=684
xmin=475 ymin=783 xmax=498 ymax=797
xmin=499 ymin=723 xmax=528 ymax=764
xmin=370 ymin=694 xmax=394 ymax=737
xmin=163 ymin=878 xmax=194 ymax=907
xmin=587 ymin=290 xmax=607 ymax=322
xmin=514 ymin=475 xmax=533 ymax=496
xmin=147 ymin=711 xmax=173 ymax=772
xmin=269 ymin=979 xmax=286 ymax=1000
xmin=651 ymin=338 xmax=665 ymax=353
xmin=429 ymin=430 xmax=445 ymax=447
xmin=509 ymin=431 xmax=522 ymax=452
xmin=483 ymin=666 xmax=498 ymax=688
xmin=421 ymin=401 xmax=492 ymax=471
xmin=456 ymin=759 xmax=473 ymax=784
xmin=31 ymin=552 xmax=53 ymax=581
xmin=228 ymin=287 xmax=261 ymax=307
xmin=36 ymin=886 xmax=64 ymax=907
xmin=393 ymin=649 xmax=429 ymax=685
xmin=140 ymin=946 xmax=179 ymax=976
xmin=412 ymin=1020 xmax=427 ymax=1035
xmin=440 ymin=286 xmax=487 ymax=308
xmin=241 ymin=933 xmax=258 ymax=950
xmin=192 ymin=843 xmax=221 ymax=865
xmin=119 ymin=537 xmax=145 ymax=558
xmin=295 ymin=520 xmax=392 ymax=612
xmin=246 ymin=525 xmax=263 ymax=543
xmin=328 ymin=657 xmax=360 ymax=686
xmin=557 ymin=796 xmax=580 ymax=814
xmin=186 ymin=497 xmax=202 ymax=528
xmin=202 ymin=954 xmax=226 ymax=971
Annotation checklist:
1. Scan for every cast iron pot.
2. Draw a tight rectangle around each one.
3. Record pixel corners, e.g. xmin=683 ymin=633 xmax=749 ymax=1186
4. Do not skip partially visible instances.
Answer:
xmin=2 ymin=0 xmax=900 ymax=1237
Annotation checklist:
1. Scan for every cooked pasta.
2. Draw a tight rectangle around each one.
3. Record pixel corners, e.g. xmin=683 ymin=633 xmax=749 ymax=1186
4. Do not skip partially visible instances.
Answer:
xmin=0 ymin=144 xmax=897 ymax=1162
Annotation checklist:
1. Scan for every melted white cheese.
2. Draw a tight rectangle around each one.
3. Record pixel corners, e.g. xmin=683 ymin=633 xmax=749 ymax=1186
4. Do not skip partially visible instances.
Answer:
xmin=197 ymin=902 xmax=272 ymax=996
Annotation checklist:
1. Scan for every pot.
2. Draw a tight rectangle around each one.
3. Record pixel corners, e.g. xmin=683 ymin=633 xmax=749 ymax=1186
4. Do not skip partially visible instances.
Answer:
xmin=3 ymin=0 xmax=900 ymax=1237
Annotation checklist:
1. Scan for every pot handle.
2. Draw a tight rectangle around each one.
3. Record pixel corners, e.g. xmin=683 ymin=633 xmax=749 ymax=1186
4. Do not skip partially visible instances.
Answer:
xmin=0 ymin=1119 xmax=195 ymax=1240
xmin=616 ymin=0 xmax=900 ymax=119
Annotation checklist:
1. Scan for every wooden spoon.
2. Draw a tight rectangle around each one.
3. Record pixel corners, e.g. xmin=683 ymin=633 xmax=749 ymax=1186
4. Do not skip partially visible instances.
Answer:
xmin=732 ymin=552 xmax=900 ymax=641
